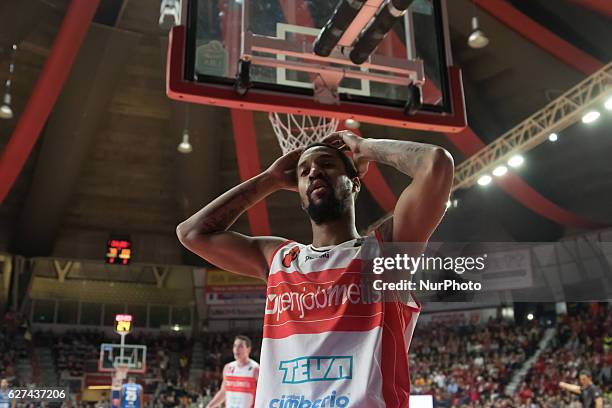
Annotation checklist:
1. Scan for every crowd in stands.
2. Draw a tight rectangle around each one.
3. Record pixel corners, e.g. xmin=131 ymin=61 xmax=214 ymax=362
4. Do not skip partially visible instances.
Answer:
xmin=522 ymin=303 xmax=611 ymax=407
xmin=2 ymin=303 xmax=611 ymax=407
xmin=0 ymin=325 xmax=18 ymax=384
xmin=1 ymin=310 xmax=31 ymax=387
xmin=409 ymin=317 xmax=544 ymax=407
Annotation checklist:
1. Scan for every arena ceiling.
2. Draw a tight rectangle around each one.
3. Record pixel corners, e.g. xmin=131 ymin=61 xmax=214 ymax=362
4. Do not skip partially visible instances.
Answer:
xmin=0 ymin=0 xmax=610 ymax=266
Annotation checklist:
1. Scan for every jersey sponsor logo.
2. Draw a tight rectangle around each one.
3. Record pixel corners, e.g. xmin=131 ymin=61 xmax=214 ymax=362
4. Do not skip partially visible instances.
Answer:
xmin=265 ymin=281 xmax=381 ymax=320
xmin=279 ymin=356 xmax=352 ymax=384
xmin=282 ymin=246 xmax=301 ymax=267
xmin=226 ymin=379 xmax=253 ymax=388
xmin=304 ymin=253 xmax=330 ymax=262
xmin=269 ymin=391 xmax=349 ymax=408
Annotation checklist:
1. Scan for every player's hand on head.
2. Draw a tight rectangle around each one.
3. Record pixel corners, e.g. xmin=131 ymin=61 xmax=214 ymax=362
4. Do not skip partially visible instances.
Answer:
xmin=265 ymin=148 xmax=303 ymax=191
xmin=321 ymin=133 xmax=347 ymax=151
xmin=336 ymin=130 xmax=370 ymax=178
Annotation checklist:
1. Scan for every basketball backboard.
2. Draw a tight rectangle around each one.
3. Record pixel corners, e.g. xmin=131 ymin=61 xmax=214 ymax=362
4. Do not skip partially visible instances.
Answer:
xmin=166 ymin=0 xmax=466 ymax=132
xmin=99 ymin=343 xmax=147 ymax=374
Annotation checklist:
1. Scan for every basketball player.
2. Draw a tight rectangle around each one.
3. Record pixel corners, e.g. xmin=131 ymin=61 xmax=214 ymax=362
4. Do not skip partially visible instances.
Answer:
xmin=120 ymin=377 xmax=142 ymax=408
xmin=559 ymin=370 xmax=603 ymax=408
xmin=206 ymin=335 xmax=259 ymax=408
xmin=0 ymin=378 xmax=14 ymax=408
xmin=178 ymin=131 xmax=454 ymax=407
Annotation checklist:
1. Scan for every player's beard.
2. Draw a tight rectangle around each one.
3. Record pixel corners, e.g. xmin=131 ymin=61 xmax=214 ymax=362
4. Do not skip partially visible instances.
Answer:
xmin=304 ymin=185 xmax=348 ymax=224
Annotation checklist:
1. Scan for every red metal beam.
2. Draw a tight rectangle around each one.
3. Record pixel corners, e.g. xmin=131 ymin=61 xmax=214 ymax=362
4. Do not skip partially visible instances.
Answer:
xmin=497 ymin=175 xmax=600 ymax=229
xmin=230 ymin=109 xmax=272 ymax=236
xmin=0 ymin=0 xmax=100 ymax=204
xmin=567 ymin=0 xmax=612 ymax=18
xmin=474 ymin=0 xmax=603 ymax=75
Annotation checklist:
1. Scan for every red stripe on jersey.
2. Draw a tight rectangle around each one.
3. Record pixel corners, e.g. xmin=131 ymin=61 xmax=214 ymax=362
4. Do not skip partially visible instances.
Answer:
xmin=264 ymin=257 xmax=387 ymax=339
xmin=224 ymin=375 xmax=257 ymax=394
xmin=264 ymin=309 xmax=384 ymax=339
xmin=381 ymin=302 xmax=417 ymax=408
xmin=268 ymin=258 xmax=367 ymax=283
xmin=374 ymin=229 xmax=383 ymax=244
xmin=268 ymin=268 xmax=360 ymax=286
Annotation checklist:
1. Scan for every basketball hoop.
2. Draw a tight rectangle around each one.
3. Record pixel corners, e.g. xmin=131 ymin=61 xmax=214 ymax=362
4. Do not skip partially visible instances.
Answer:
xmin=114 ymin=365 xmax=130 ymax=380
xmin=268 ymin=112 xmax=340 ymax=155
xmin=112 ymin=365 xmax=130 ymax=390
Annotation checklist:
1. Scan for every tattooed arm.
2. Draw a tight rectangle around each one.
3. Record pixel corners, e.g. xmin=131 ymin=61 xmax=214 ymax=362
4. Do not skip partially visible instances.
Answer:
xmin=176 ymin=149 xmax=302 ymax=280
xmin=340 ymin=132 xmax=454 ymax=243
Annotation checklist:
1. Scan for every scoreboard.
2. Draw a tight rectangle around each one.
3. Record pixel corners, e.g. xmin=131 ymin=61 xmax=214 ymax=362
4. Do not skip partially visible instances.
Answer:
xmin=106 ymin=238 xmax=132 ymax=265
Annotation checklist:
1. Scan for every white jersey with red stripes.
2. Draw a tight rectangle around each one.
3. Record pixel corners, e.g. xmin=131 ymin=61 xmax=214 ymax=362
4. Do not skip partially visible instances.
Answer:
xmin=255 ymin=235 xmax=420 ymax=408
xmin=224 ymin=359 xmax=259 ymax=408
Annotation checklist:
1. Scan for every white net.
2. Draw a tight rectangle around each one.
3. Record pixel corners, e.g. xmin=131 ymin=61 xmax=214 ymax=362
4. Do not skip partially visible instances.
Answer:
xmin=112 ymin=365 xmax=130 ymax=390
xmin=269 ymin=112 xmax=340 ymax=155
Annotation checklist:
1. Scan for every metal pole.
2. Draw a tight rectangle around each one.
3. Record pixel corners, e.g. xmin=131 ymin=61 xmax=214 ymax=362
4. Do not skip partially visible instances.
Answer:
xmin=120 ymin=332 xmax=126 ymax=364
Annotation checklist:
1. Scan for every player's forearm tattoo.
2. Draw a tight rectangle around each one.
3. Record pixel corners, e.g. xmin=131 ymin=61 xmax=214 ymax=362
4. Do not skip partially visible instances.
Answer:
xmin=184 ymin=174 xmax=275 ymax=234
xmin=196 ymin=194 xmax=251 ymax=233
xmin=363 ymin=139 xmax=439 ymax=177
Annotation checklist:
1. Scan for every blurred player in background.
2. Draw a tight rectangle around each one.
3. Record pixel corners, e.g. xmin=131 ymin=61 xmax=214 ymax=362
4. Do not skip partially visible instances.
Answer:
xmin=206 ymin=335 xmax=259 ymax=408
xmin=0 ymin=379 xmax=14 ymax=408
xmin=121 ymin=377 xmax=142 ymax=408
xmin=559 ymin=370 xmax=603 ymax=408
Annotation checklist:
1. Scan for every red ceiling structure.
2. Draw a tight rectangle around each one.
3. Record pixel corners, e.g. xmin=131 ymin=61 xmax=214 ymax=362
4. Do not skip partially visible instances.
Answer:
xmin=0 ymin=0 xmax=100 ymax=204
xmin=474 ymin=0 xmax=603 ymax=75
xmin=568 ymin=0 xmax=612 ymax=18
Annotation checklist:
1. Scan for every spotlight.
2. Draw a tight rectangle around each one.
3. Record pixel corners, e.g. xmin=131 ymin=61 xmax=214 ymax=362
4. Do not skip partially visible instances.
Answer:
xmin=344 ymin=118 xmax=360 ymax=129
xmin=477 ymin=174 xmax=492 ymax=186
xmin=548 ymin=133 xmax=558 ymax=142
xmin=527 ymin=313 xmax=534 ymax=321
xmin=508 ymin=155 xmax=524 ymax=168
xmin=177 ymin=129 xmax=193 ymax=154
xmin=581 ymin=110 xmax=600 ymax=124
xmin=452 ymin=199 xmax=458 ymax=208
xmin=492 ymin=165 xmax=508 ymax=177
xmin=1 ymin=46 xmax=17 ymax=120
xmin=468 ymin=16 xmax=489 ymax=49
xmin=605 ymin=96 xmax=612 ymax=111
xmin=0 ymin=93 xmax=13 ymax=120
xmin=172 ymin=324 xmax=181 ymax=331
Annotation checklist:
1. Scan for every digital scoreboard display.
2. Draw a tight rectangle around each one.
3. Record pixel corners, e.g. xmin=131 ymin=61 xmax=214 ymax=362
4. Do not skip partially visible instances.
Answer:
xmin=115 ymin=314 xmax=133 ymax=333
xmin=106 ymin=238 xmax=131 ymax=265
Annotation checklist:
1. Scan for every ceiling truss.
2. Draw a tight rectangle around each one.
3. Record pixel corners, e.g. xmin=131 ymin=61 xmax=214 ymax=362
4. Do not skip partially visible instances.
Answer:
xmin=453 ymin=62 xmax=612 ymax=191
